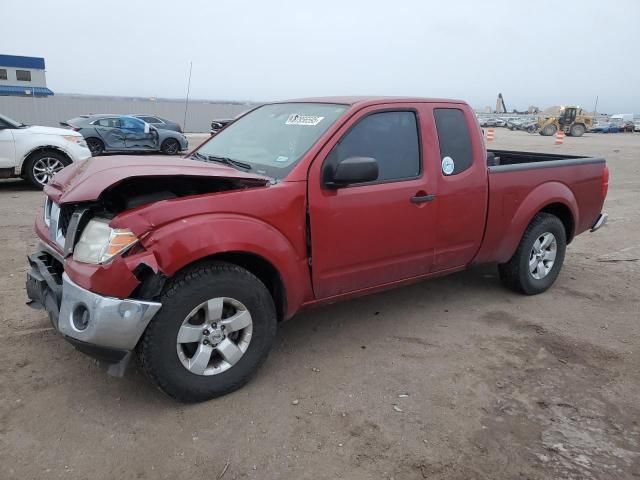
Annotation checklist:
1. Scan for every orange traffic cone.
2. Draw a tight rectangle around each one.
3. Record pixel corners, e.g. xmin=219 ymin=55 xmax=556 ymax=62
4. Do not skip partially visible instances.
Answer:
xmin=555 ymin=130 xmax=565 ymax=145
xmin=486 ymin=128 xmax=495 ymax=142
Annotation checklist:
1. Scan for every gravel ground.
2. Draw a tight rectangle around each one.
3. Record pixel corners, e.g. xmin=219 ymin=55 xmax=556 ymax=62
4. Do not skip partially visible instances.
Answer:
xmin=1 ymin=130 xmax=639 ymax=479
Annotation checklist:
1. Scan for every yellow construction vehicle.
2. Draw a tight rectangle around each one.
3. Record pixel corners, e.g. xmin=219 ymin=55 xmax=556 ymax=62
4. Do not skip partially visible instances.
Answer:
xmin=537 ymin=106 xmax=594 ymax=137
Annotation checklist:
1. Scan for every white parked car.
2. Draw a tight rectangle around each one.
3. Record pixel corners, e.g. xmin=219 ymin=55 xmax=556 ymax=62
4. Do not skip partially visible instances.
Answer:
xmin=0 ymin=113 xmax=91 ymax=188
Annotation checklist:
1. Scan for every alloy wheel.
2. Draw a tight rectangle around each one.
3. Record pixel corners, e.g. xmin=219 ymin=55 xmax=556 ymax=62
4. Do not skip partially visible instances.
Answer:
xmin=32 ymin=157 xmax=65 ymax=186
xmin=176 ymin=297 xmax=253 ymax=376
xmin=529 ymin=232 xmax=557 ymax=279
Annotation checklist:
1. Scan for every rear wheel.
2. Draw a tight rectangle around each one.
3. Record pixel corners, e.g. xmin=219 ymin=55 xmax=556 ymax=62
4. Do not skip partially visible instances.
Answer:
xmin=569 ymin=123 xmax=586 ymax=137
xmin=86 ymin=137 xmax=104 ymax=156
xmin=161 ymin=138 xmax=180 ymax=155
xmin=498 ymin=213 xmax=567 ymax=295
xmin=24 ymin=150 xmax=71 ymax=189
xmin=540 ymin=124 xmax=557 ymax=136
xmin=137 ymin=261 xmax=278 ymax=402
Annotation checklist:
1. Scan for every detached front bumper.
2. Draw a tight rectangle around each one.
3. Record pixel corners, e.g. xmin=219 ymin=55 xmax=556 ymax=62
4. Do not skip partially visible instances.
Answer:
xmin=26 ymin=250 xmax=162 ymax=375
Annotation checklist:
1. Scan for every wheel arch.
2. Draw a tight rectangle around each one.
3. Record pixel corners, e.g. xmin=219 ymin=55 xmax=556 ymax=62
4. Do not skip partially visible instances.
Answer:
xmin=19 ymin=145 xmax=72 ymax=176
xmin=539 ymin=202 xmax=575 ymax=242
xmin=202 ymin=251 xmax=288 ymax=322
xmin=129 ymin=214 xmax=311 ymax=320
xmin=494 ymin=182 xmax=578 ymax=263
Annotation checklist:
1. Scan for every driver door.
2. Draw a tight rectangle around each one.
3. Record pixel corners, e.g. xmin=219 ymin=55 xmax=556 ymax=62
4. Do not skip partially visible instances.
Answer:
xmin=307 ymin=106 xmax=437 ymax=299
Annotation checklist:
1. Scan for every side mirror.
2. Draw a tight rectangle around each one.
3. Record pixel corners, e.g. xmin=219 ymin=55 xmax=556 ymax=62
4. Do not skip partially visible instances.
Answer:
xmin=325 ymin=156 xmax=379 ymax=188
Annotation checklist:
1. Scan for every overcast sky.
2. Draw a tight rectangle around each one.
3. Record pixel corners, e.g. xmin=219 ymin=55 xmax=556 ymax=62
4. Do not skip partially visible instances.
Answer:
xmin=2 ymin=0 xmax=639 ymax=112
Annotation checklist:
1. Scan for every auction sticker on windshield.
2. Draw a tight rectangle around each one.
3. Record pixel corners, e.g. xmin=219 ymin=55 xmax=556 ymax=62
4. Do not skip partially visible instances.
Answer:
xmin=285 ymin=114 xmax=325 ymax=126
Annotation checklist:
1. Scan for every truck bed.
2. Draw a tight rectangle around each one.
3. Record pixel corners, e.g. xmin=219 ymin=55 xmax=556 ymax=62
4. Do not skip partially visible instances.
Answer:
xmin=473 ymin=149 xmax=607 ymax=265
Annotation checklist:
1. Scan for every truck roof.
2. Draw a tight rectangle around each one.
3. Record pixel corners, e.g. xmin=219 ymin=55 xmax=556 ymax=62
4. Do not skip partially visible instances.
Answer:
xmin=279 ymin=96 xmax=467 ymax=107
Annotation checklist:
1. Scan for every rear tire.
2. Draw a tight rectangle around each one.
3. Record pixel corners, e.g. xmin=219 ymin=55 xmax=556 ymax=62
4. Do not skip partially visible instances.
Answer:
xmin=24 ymin=150 xmax=71 ymax=189
xmin=86 ymin=137 xmax=104 ymax=156
xmin=569 ymin=124 xmax=586 ymax=137
xmin=137 ymin=261 xmax=278 ymax=402
xmin=498 ymin=213 xmax=567 ymax=295
xmin=540 ymin=124 xmax=557 ymax=136
xmin=161 ymin=138 xmax=180 ymax=155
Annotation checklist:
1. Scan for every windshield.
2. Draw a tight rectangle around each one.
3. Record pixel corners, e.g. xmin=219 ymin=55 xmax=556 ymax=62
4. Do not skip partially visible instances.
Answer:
xmin=0 ymin=113 xmax=23 ymax=128
xmin=194 ymin=103 xmax=348 ymax=179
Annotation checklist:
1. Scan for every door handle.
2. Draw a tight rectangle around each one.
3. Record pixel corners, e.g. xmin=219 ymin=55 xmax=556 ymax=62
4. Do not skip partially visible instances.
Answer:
xmin=410 ymin=194 xmax=436 ymax=204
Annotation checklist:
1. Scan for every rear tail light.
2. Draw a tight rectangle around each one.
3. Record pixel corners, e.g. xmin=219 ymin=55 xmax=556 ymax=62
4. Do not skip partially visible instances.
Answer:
xmin=601 ymin=165 xmax=609 ymax=199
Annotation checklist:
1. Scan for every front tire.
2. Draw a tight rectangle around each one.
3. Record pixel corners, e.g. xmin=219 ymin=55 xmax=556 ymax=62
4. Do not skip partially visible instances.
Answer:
xmin=498 ymin=213 xmax=567 ymax=295
xmin=161 ymin=138 xmax=180 ymax=155
xmin=540 ymin=124 xmax=557 ymax=136
xmin=137 ymin=261 xmax=278 ymax=402
xmin=24 ymin=150 xmax=71 ymax=189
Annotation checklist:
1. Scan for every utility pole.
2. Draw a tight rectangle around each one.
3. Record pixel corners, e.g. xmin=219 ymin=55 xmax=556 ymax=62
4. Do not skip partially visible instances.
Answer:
xmin=183 ymin=61 xmax=193 ymax=132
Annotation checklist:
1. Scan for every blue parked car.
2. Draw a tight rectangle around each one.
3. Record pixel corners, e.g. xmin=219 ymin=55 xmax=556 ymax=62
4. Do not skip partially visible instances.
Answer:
xmin=589 ymin=122 xmax=620 ymax=133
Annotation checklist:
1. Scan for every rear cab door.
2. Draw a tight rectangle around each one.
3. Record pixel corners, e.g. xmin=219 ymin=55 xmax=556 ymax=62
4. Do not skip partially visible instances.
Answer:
xmin=429 ymin=103 xmax=488 ymax=271
xmin=93 ymin=117 xmax=126 ymax=150
xmin=307 ymin=103 xmax=438 ymax=298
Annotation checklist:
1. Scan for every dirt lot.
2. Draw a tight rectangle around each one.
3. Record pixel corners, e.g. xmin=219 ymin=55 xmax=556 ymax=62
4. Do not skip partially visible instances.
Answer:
xmin=1 ymin=130 xmax=639 ymax=479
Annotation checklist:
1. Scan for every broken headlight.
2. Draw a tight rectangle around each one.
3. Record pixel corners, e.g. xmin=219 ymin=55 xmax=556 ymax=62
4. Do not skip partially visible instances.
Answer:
xmin=73 ymin=218 xmax=138 ymax=264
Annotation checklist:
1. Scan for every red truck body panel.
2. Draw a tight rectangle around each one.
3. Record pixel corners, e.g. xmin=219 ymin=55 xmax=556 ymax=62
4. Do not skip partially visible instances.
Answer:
xmin=36 ymin=97 xmax=608 ymax=321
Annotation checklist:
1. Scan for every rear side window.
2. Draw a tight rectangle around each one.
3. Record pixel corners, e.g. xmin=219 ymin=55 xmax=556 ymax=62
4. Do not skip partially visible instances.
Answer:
xmin=140 ymin=116 xmax=161 ymax=123
xmin=94 ymin=118 xmax=120 ymax=128
xmin=0 ymin=69 xmax=7 ymax=80
xmin=329 ymin=111 xmax=420 ymax=183
xmin=434 ymin=108 xmax=473 ymax=175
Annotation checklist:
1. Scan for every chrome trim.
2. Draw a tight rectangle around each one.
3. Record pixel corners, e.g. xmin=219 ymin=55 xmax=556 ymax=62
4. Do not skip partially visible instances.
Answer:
xmin=590 ymin=213 xmax=608 ymax=232
xmin=43 ymin=196 xmax=52 ymax=227
xmin=57 ymin=273 xmax=162 ymax=350
xmin=47 ymin=201 xmax=66 ymax=248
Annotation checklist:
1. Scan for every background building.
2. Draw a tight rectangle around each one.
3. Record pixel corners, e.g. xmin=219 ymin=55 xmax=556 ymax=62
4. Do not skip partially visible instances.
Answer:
xmin=0 ymin=54 xmax=53 ymax=97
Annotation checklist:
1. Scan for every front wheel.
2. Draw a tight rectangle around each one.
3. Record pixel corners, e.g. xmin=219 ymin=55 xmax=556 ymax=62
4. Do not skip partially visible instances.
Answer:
xmin=137 ymin=261 xmax=278 ymax=402
xmin=498 ymin=213 xmax=567 ymax=295
xmin=540 ymin=124 xmax=557 ymax=136
xmin=24 ymin=150 xmax=71 ymax=189
xmin=161 ymin=138 xmax=180 ymax=155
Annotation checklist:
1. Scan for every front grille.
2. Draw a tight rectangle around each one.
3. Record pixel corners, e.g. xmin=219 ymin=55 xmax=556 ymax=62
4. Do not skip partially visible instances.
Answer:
xmin=47 ymin=200 xmax=66 ymax=248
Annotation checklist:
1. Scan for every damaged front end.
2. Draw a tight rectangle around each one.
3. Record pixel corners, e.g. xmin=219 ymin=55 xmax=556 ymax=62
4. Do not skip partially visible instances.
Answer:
xmin=26 ymin=158 xmax=271 ymax=375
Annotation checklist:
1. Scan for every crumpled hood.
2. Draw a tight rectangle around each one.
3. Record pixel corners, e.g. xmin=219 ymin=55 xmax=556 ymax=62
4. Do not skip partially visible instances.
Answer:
xmin=44 ymin=155 xmax=271 ymax=204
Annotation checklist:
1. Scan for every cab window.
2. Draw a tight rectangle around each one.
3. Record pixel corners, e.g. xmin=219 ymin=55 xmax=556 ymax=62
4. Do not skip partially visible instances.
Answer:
xmin=327 ymin=111 xmax=420 ymax=183
xmin=434 ymin=108 xmax=473 ymax=175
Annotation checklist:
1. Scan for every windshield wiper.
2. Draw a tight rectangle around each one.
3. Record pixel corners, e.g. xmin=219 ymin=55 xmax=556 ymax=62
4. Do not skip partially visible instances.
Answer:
xmin=206 ymin=155 xmax=252 ymax=171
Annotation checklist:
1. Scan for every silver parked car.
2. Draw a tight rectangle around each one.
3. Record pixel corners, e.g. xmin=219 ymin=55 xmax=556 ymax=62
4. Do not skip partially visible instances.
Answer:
xmin=63 ymin=114 xmax=188 ymax=156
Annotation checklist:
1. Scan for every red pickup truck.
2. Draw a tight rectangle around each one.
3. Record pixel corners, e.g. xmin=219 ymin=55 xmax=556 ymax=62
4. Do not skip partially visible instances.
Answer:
xmin=26 ymin=97 xmax=608 ymax=402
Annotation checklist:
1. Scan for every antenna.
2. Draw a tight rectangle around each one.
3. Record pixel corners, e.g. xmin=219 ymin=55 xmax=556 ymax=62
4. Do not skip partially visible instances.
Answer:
xmin=183 ymin=61 xmax=193 ymax=132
